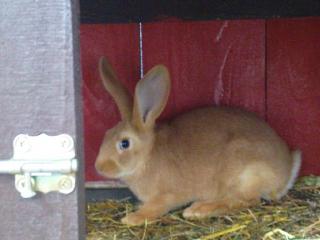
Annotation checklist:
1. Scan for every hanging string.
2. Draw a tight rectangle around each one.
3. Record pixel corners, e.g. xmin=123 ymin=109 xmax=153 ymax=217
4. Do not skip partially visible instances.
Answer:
xmin=139 ymin=22 xmax=144 ymax=78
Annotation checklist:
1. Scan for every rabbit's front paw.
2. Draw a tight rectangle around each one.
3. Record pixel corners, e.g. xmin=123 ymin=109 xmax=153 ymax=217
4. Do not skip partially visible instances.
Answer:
xmin=121 ymin=212 xmax=149 ymax=226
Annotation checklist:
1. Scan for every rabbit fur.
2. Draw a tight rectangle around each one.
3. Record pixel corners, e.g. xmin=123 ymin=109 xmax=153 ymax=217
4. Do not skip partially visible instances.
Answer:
xmin=95 ymin=57 xmax=302 ymax=225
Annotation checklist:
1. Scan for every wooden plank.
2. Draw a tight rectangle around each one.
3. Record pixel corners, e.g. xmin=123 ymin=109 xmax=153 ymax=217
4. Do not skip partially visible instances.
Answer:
xmin=80 ymin=24 xmax=140 ymax=181
xmin=267 ymin=17 xmax=320 ymax=176
xmin=142 ymin=20 xmax=266 ymax=120
xmin=80 ymin=0 xmax=320 ymax=23
xmin=0 ymin=1 xmax=85 ymax=239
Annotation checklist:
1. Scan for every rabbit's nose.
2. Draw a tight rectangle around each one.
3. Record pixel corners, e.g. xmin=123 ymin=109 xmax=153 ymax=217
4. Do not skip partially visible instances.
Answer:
xmin=95 ymin=160 xmax=103 ymax=172
xmin=95 ymin=159 xmax=119 ymax=177
xmin=94 ymin=161 xmax=101 ymax=171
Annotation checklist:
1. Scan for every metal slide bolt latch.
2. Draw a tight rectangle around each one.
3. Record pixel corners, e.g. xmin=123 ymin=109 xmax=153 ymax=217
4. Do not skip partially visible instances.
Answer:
xmin=0 ymin=134 xmax=78 ymax=198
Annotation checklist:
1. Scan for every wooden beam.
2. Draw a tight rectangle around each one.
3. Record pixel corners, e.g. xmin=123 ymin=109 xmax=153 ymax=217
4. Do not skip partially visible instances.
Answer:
xmin=80 ymin=0 xmax=320 ymax=24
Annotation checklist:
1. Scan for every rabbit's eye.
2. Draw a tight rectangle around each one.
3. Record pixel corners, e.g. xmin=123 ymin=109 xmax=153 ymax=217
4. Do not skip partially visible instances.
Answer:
xmin=118 ymin=139 xmax=130 ymax=151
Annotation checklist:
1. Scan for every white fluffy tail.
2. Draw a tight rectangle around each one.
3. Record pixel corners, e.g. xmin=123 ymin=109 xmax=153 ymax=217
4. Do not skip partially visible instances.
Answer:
xmin=276 ymin=150 xmax=302 ymax=199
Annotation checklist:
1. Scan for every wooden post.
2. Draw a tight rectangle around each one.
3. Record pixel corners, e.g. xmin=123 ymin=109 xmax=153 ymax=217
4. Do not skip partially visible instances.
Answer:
xmin=0 ymin=0 xmax=85 ymax=239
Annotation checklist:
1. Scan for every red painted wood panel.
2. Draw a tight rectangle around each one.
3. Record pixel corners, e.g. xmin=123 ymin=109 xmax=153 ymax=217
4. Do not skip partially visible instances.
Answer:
xmin=142 ymin=20 xmax=266 ymax=120
xmin=267 ymin=17 xmax=320 ymax=176
xmin=80 ymin=24 xmax=140 ymax=181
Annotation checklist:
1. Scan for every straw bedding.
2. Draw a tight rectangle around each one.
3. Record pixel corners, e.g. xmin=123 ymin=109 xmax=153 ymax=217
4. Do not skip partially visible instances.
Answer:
xmin=87 ymin=176 xmax=320 ymax=240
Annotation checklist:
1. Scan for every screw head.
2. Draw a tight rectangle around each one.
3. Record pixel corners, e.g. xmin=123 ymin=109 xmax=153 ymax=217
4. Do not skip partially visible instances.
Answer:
xmin=14 ymin=135 xmax=32 ymax=153
xmin=60 ymin=134 xmax=74 ymax=152
xmin=58 ymin=176 xmax=75 ymax=194
xmin=15 ymin=175 xmax=36 ymax=198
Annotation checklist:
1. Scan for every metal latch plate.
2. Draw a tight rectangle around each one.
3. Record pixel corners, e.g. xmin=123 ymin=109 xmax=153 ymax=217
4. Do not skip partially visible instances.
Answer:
xmin=0 ymin=134 xmax=78 ymax=198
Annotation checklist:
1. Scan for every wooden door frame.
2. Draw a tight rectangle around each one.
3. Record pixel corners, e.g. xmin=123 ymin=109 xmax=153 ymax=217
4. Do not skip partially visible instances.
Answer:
xmin=0 ymin=0 xmax=85 ymax=239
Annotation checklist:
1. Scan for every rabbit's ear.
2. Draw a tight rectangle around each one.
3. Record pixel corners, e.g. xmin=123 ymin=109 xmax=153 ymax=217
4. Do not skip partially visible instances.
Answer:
xmin=99 ymin=57 xmax=132 ymax=120
xmin=132 ymin=65 xmax=170 ymax=130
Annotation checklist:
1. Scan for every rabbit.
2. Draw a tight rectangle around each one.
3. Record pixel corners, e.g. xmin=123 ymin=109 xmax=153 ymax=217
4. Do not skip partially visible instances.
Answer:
xmin=95 ymin=57 xmax=302 ymax=226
